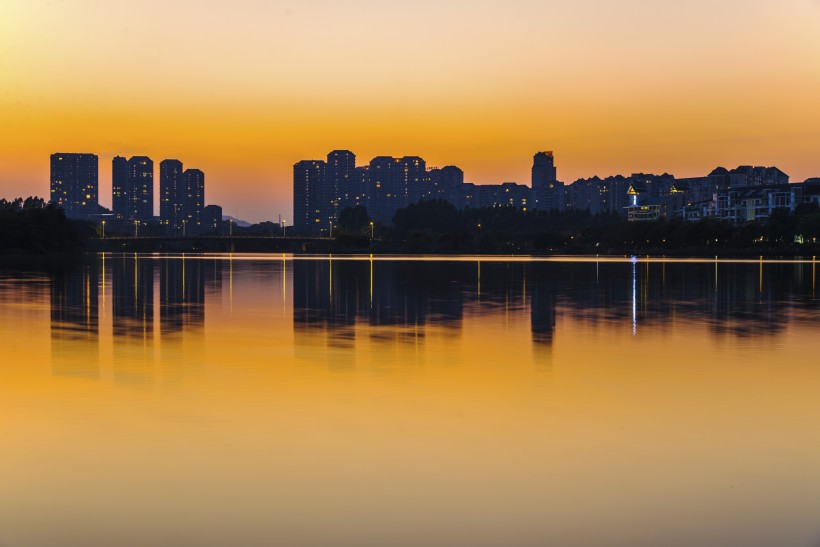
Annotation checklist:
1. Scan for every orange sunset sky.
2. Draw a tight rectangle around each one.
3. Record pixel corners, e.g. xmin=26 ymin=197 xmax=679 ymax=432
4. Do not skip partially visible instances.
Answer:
xmin=1 ymin=0 xmax=819 ymax=222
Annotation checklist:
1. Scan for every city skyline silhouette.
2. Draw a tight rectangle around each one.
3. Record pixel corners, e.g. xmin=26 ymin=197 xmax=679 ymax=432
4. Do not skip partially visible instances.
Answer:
xmin=3 ymin=1 xmax=820 ymax=221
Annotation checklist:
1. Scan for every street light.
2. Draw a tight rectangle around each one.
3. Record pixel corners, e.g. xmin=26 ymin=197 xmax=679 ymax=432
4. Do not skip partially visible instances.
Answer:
xmin=329 ymin=220 xmax=333 ymax=238
xmin=229 ymin=219 xmax=233 ymax=236
xmin=101 ymin=220 xmax=106 ymax=239
xmin=134 ymin=220 xmax=139 ymax=238
xmin=182 ymin=219 xmax=187 ymax=237
xmin=282 ymin=219 xmax=286 ymax=237
xmin=370 ymin=221 xmax=374 ymax=240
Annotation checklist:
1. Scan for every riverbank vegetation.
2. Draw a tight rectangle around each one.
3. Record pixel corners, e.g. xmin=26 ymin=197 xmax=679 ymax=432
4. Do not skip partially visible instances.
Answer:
xmin=0 ymin=197 xmax=91 ymax=254
xmin=335 ymin=201 xmax=820 ymax=255
xmin=4 ymin=196 xmax=820 ymax=256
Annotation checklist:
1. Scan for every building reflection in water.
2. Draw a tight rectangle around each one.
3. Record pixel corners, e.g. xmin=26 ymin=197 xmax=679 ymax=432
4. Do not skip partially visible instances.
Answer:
xmin=111 ymin=254 xmax=155 ymax=385
xmin=160 ymin=255 xmax=206 ymax=335
xmin=48 ymin=254 xmax=220 ymax=386
xmin=292 ymin=258 xmax=820 ymax=355
xmin=47 ymin=256 xmax=820 ymax=378
xmin=292 ymin=260 xmax=560 ymax=355
xmin=527 ymin=265 xmax=556 ymax=346
xmin=159 ymin=255 xmax=217 ymax=386
xmin=50 ymin=261 xmax=99 ymax=378
xmin=293 ymin=260 xmax=467 ymax=368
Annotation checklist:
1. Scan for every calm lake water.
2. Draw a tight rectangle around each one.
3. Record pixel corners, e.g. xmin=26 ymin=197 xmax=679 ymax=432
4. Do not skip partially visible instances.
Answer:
xmin=1 ymin=254 xmax=820 ymax=547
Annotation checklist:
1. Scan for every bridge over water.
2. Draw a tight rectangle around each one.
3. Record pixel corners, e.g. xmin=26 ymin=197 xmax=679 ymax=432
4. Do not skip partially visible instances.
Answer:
xmin=92 ymin=235 xmax=337 ymax=253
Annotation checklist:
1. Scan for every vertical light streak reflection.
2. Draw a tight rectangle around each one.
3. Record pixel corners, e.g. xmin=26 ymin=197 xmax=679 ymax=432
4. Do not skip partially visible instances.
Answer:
xmin=505 ymin=293 xmax=509 ymax=325
xmin=477 ymin=259 xmax=481 ymax=299
xmin=369 ymin=254 xmax=373 ymax=309
xmin=644 ymin=259 xmax=649 ymax=315
xmin=85 ymin=268 xmax=91 ymax=328
xmin=133 ymin=252 xmax=138 ymax=306
xmin=282 ymin=253 xmax=287 ymax=317
xmin=101 ymin=252 xmax=106 ymax=318
xmin=662 ymin=257 xmax=666 ymax=290
xmin=182 ymin=253 xmax=186 ymax=299
xmin=631 ymin=256 xmax=637 ymax=336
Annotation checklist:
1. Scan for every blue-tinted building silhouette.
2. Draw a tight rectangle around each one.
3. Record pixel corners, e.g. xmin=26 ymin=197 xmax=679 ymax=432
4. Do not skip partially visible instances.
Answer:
xmin=294 ymin=160 xmax=326 ymax=234
xmin=292 ymin=150 xmax=560 ymax=232
xmin=327 ymin=150 xmax=356 ymax=219
xmin=159 ymin=159 xmax=184 ymax=229
xmin=50 ymin=153 xmax=98 ymax=218
xmin=182 ymin=168 xmax=205 ymax=232
xmin=531 ymin=151 xmax=563 ymax=211
xmin=112 ymin=156 xmax=129 ymax=216
xmin=127 ymin=156 xmax=154 ymax=222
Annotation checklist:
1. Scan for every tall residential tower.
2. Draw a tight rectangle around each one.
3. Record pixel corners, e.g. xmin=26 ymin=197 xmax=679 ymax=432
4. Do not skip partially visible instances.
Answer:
xmin=181 ymin=168 xmax=205 ymax=232
xmin=127 ymin=156 xmax=154 ymax=222
xmin=531 ymin=151 xmax=563 ymax=211
xmin=112 ymin=156 xmax=129 ymax=216
xmin=327 ymin=150 xmax=356 ymax=217
xmin=159 ymin=159 xmax=184 ymax=229
xmin=50 ymin=153 xmax=98 ymax=218
xmin=293 ymin=160 xmax=326 ymax=234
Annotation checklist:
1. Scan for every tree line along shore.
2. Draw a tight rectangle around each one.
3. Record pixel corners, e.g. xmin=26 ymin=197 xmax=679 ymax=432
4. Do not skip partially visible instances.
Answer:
xmin=2 ymin=197 xmax=820 ymax=256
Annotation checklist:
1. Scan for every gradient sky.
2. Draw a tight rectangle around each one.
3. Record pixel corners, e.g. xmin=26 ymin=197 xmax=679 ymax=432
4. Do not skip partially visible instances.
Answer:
xmin=2 ymin=0 xmax=819 ymax=221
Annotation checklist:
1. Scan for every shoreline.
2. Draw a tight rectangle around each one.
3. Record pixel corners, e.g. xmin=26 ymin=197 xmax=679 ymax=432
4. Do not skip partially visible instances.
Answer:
xmin=3 ymin=247 xmax=818 ymax=263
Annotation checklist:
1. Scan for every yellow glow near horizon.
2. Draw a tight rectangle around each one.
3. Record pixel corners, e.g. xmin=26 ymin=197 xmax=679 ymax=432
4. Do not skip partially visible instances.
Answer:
xmin=2 ymin=0 xmax=820 ymax=221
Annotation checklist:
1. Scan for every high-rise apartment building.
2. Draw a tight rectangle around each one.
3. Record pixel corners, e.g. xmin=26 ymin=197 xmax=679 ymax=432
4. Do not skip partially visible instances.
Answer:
xmin=531 ymin=151 xmax=563 ymax=211
xmin=364 ymin=155 xmax=428 ymax=222
xmin=292 ymin=150 xmax=565 ymax=230
xmin=203 ymin=204 xmax=223 ymax=234
xmin=127 ymin=156 xmax=154 ymax=221
xmin=293 ymin=160 xmax=326 ymax=234
xmin=181 ymin=169 xmax=205 ymax=232
xmin=112 ymin=156 xmax=129 ymax=216
xmin=426 ymin=165 xmax=464 ymax=201
xmin=367 ymin=156 xmax=402 ymax=223
xmin=327 ymin=150 xmax=356 ymax=216
xmin=400 ymin=156 xmax=427 ymax=205
xmin=50 ymin=153 xmax=99 ymax=219
xmin=353 ymin=166 xmax=370 ymax=208
xmin=159 ymin=159 xmax=184 ymax=228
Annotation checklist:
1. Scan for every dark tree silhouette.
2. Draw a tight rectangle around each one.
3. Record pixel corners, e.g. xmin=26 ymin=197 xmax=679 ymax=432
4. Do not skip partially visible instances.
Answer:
xmin=0 ymin=197 xmax=91 ymax=254
xmin=338 ymin=205 xmax=372 ymax=235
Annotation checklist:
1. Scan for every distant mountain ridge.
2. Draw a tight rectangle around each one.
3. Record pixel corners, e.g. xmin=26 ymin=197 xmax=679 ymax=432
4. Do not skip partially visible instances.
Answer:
xmin=222 ymin=215 xmax=251 ymax=228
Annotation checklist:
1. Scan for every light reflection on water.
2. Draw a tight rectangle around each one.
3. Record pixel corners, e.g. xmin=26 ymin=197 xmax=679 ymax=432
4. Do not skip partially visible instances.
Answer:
xmin=1 ymin=254 xmax=819 ymax=547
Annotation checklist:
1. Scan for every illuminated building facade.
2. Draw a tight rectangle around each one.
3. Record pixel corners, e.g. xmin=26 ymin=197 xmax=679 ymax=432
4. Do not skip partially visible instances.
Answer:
xmin=327 ymin=150 xmax=356 ymax=219
xmin=292 ymin=150 xmax=565 ymax=231
xmin=127 ymin=156 xmax=154 ymax=222
xmin=203 ymin=204 xmax=223 ymax=234
xmin=112 ymin=156 xmax=129 ymax=216
xmin=181 ymin=168 xmax=205 ymax=232
xmin=159 ymin=159 xmax=184 ymax=229
xmin=531 ymin=151 xmax=563 ymax=211
xmin=293 ymin=160 xmax=326 ymax=234
xmin=50 ymin=153 xmax=99 ymax=219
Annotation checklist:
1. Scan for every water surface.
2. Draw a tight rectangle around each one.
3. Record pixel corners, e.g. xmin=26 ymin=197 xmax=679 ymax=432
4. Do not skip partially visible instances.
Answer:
xmin=1 ymin=254 xmax=819 ymax=547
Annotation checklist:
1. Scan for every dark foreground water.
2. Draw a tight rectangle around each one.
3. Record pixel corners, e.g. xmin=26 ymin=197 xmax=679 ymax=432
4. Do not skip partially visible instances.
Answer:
xmin=1 ymin=254 xmax=819 ymax=547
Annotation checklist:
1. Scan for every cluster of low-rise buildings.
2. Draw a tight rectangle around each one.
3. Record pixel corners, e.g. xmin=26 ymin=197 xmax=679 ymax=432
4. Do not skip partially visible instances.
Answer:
xmin=49 ymin=153 xmax=224 ymax=234
xmin=294 ymin=151 xmax=820 ymax=234
xmin=620 ymin=167 xmax=820 ymax=223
